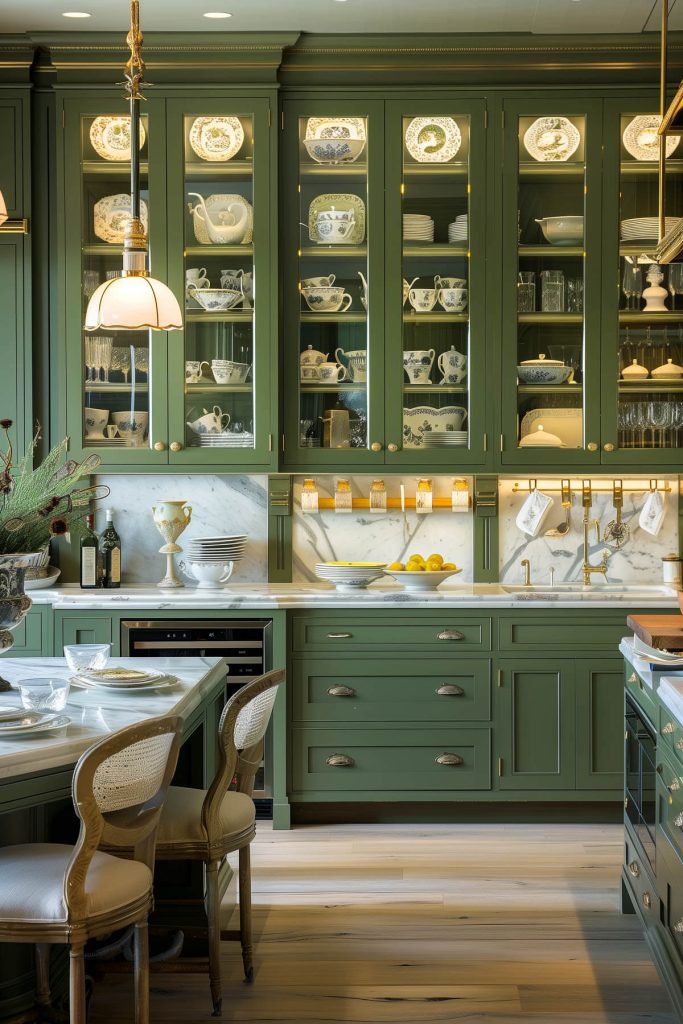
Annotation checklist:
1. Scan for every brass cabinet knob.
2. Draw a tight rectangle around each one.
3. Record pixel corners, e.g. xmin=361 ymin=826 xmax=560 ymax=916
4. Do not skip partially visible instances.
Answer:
xmin=628 ymin=860 xmax=640 ymax=878
xmin=154 ymin=441 xmax=166 ymax=452
xmin=387 ymin=442 xmax=399 ymax=453
xmin=603 ymin=442 xmax=616 ymax=452
xmin=436 ymin=684 xmax=465 ymax=696
xmin=170 ymin=441 xmax=183 ymax=452
xmin=642 ymin=892 xmax=652 ymax=910
xmin=371 ymin=441 xmax=383 ymax=452
xmin=326 ymin=753 xmax=354 ymax=767
xmin=327 ymin=685 xmax=356 ymax=697
xmin=587 ymin=442 xmax=598 ymax=452
xmin=435 ymin=752 xmax=464 ymax=766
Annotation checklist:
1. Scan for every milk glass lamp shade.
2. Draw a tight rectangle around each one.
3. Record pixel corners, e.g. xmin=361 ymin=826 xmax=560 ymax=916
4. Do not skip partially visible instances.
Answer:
xmin=84 ymin=274 xmax=183 ymax=331
xmin=0 ymin=189 xmax=7 ymax=227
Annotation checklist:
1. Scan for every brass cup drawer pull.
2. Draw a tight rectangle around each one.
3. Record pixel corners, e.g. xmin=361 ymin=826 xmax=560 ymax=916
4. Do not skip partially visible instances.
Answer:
xmin=674 ymin=812 xmax=683 ymax=829
xmin=437 ymin=629 xmax=465 ymax=642
xmin=627 ymin=673 xmax=638 ymax=684
xmin=327 ymin=685 xmax=356 ymax=698
xmin=326 ymin=632 xmax=353 ymax=639
xmin=435 ymin=752 xmax=464 ymax=766
xmin=436 ymin=684 xmax=465 ymax=696
xmin=628 ymin=860 xmax=640 ymax=878
xmin=642 ymin=892 xmax=652 ymax=910
xmin=663 ymin=722 xmax=675 ymax=735
xmin=326 ymin=753 xmax=354 ymax=767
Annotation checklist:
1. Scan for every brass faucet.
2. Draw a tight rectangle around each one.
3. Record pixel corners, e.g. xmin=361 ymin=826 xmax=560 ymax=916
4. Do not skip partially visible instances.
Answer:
xmin=521 ymin=558 xmax=532 ymax=587
xmin=581 ymin=505 xmax=609 ymax=586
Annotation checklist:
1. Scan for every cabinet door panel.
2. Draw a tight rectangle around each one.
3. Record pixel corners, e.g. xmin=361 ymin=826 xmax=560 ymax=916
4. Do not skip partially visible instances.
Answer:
xmin=497 ymin=659 xmax=575 ymax=789
xmin=575 ymin=659 xmax=623 ymax=790
xmin=56 ymin=614 xmax=114 ymax=653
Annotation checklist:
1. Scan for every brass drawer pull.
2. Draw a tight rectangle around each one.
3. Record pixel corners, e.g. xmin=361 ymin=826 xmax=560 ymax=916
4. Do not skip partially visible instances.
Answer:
xmin=676 ymin=739 xmax=683 ymax=751
xmin=435 ymin=752 xmax=464 ymax=766
xmin=642 ymin=892 xmax=652 ymax=910
xmin=437 ymin=629 xmax=465 ymax=641
xmin=326 ymin=753 xmax=354 ymax=767
xmin=327 ymin=685 xmax=356 ymax=698
xmin=628 ymin=860 xmax=640 ymax=878
xmin=674 ymin=812 xmax=683 ymax=829
xmin=663 ymin=722 xmax=675 ymax=735
xmin=436 ymin=684 xmax=465 ymax=696
xmin=627 ymin=673 xmax=637 ymax=684
xmin=326 ymin=632 xmax=353 ymax=639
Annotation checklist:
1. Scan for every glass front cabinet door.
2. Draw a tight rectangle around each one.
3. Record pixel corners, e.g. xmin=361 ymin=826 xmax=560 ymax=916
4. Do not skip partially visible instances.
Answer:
xmin=61 ymin=96 xmax=275 ymax=468
xmin=500 ymin=98 xmax=604 ymax=465
xmin=601 ymin=97 xmax=683 ymax=467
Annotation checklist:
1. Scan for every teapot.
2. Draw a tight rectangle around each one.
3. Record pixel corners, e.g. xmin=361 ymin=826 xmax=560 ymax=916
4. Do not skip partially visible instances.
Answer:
xmin=187 ymin=193 xmax=250 ymax=245
xmin=300 ymin=344 xmax=327 ymax=369
xmin=186 ymin=405 xmax=230 ymax=435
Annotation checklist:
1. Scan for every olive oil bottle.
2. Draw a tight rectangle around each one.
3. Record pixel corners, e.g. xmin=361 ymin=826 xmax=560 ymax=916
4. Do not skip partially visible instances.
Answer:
xmin=99 ymin=509 xmax=121 ymax=589
xmin=79 ymin=513 xmax=99 ymax=589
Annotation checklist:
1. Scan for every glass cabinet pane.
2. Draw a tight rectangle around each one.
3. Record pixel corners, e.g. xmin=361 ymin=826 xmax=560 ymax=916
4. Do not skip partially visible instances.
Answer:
xmin=616 ymin=112 xmax=683 ymax=451
xmin=400 ymin=114 xmax=470 ymax=453
xmin=296 ymin=115 xmax=369 ymax=452
xmin=182 ymin=115 xmax=255 ymax=451
xmin=81 ymin=113 xmax=151 ymax=450
xmin=515 ymin=114 xmax=587 ymax=451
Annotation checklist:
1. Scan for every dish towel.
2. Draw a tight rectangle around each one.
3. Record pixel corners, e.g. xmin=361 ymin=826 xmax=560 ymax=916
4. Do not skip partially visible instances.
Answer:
xmin=516 ymin=488 xmax=553 ymax=538
xmin=639 ymin=489 xmax=666 ymax=537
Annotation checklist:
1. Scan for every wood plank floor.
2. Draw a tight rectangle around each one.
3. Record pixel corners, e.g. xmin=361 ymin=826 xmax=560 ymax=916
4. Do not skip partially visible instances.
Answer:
xmin=90 ymin=823 xmax=677 ymax=1023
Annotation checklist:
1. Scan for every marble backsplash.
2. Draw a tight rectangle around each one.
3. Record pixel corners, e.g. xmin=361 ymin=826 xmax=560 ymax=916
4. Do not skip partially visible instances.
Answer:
xmin=58 ymin=475 xmax=268 ymax=585
xmin=291 ymin=476 xmax=474 ymax=581
xmin=499 ymin=477 xmax=679 ymax=586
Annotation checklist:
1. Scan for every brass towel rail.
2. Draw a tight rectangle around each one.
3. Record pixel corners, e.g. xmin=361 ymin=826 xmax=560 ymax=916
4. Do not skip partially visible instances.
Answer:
xmin=511 ymin=478 xmax=671 ymax=495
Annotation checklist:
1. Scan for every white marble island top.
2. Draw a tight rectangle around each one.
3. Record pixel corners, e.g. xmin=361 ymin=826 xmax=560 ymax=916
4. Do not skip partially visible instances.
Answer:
xmin=0 ymin=657 xmax=225 ymax=781
xmin=27 ymin=582 xmax=679 ymax=610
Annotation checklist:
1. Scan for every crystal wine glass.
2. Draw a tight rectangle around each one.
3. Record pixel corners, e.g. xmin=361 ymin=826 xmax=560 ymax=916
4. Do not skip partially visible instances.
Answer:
xmin=134 ymin=348 xmax=150 ymax=376
xmin=97 ymin=336 xmax=113 ymax=384
xmin=111 ymin=346 xmax=131 ymax=384
xmin=649 ymin=400 xmax=672 ymax=448
xmin=622 ymin=263 xmax=642 ymax=311
xmin=669 ymin=264 xmax=683 ymax=311
xmin=84 ymin=337 xmax=94 ymax=383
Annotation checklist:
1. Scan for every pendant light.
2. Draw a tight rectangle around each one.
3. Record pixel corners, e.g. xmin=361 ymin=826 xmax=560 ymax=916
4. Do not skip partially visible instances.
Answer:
xmin=84 ymin=0 xmax=182 ymax=331
xmin=0 ymin=190 xmax=7 ymax=227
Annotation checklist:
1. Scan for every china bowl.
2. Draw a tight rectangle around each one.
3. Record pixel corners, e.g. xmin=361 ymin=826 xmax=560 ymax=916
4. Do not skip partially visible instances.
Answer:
xmin=517 ymin=358 xmax=572 ymax=384
xmin=181 ymin=559 xmax=234 ymax=590
xmin=111 ymin=411 xmax=149 ymax=440
xmin=384 ymin=568 xmax=462 ymax=591
xmin=535 ymin=216 xmax=584 ymax=246
xmin=189 ymin=287 xmax=242 ymax=312
xmin=211 ymin=360 xmax=251 ymax=385
xmin=304 ymin=138 xmax=365 ymax=164
xmin=301 ymin=286 xmax=352 ymax=312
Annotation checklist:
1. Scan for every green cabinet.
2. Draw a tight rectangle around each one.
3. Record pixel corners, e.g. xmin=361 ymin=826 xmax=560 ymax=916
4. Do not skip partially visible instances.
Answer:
xmin=6 ymin=607 xmax=51 ymax=658
xmin=56 ymin=92 xmax=277 ymax=470
xmin=575 ymin=659 xmax=623 ymax=790
xmin=53 ymin=611 xmax=116 ymax=654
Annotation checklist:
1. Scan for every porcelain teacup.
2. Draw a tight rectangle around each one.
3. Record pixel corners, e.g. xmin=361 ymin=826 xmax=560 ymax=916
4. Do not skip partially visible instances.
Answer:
xmin=186 ymin=269 xmax=210 ymax=307
xmin=434 ymin=276 xmax=467 ymax=290
xmin=111 ymin=410 xmax=148 ymax=447
xmin=408 ymin=288 xmax=437 ymax=313
xmin=302 ymin=286 xmax=353 ymax=313
xmin=403 ymin=349 xmax=435 ymax=385
xmin=438 ymin=287 xmax=468 ymax=313
xmin=84 ymin=407 xmax=109 ymax=440
xmin=211 ymin=360 xmax=250 ymax=385
xmin=302 ymin=275 xmax=336 ymax=289
xmin=318 ymin=361 xmax=347 ymax=383
xmin=402 ymin=277 xmax=419 ymax=306
xmin=300 ymin=365 xmax=320 ymax=383
xmin=186 ymin=406 xmax=230 ymax=435
xmin=185 ymin=359 xmax=212 ymax=383
xmin=219 ymin=268 xmax=243 ymax=291
xmin=316 ymin=212 xmax=356 ymax=243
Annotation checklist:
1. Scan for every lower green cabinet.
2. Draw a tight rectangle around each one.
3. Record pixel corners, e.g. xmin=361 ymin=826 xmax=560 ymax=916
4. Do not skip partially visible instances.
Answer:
xmin=54 ymin=612 xmax=116 ymax=654
xmin=6 ymin=607 xmax=51 ymax=658
xmin=575 ymin=660 xmax=624 ymax=790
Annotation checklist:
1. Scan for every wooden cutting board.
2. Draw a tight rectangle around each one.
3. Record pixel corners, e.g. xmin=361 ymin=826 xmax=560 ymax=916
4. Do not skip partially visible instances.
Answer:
xmin=627 ymin=614 xmax=683 ymax=652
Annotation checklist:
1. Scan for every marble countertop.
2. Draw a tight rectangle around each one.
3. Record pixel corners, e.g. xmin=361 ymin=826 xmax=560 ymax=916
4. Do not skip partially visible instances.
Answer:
xmin=26 ymin=582 xmax=679 ymax=610
xmin=0 ymin=656 xmax=225 ymax=781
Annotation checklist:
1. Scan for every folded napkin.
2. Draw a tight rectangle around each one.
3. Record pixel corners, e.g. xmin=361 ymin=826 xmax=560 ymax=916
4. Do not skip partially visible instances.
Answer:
xmin=516 ymin=488 xmax=553 ymax=538
xmin=639 ymin=489 xmax=666 ymax=536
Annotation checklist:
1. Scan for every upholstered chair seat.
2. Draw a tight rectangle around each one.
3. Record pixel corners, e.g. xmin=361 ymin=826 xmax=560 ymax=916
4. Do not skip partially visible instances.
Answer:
xmin=157 ymin=788 xmax=255 ymax=851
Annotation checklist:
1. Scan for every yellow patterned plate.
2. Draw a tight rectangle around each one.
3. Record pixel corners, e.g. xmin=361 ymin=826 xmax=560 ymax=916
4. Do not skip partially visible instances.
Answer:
xmin=89 ymin=116 xmax=146 ymax=162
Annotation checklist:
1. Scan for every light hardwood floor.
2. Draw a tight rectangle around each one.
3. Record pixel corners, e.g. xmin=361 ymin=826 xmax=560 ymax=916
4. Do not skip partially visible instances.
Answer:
xmin=90 ymin=823 xmax=676 ymax=1023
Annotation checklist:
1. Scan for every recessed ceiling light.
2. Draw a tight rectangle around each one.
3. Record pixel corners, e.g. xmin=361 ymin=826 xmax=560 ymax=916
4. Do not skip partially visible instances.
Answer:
xmin=62 ymin=10 xmax=91 ymax=16
xmin=203 ymin=11 xmax=232 ymax=17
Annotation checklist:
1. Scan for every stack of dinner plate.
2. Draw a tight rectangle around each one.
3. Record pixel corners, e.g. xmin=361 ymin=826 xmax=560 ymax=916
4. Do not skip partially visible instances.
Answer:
xmin=448 ymin=214 xmax=468 ymax=243
xmin=71 ymin=666 xmax=174 ymax=691
xmin=422 ymin=430 xmax=468 ymax=447
xmin=620 ymin=216 xmax=680 ymax=241
xmin=403 ymin=213 xmax=434 ymax=242
xmin=191 ymin=432 xmax=254 ymax=448
xmin=314 ymin=561 xmax=386 ymax=590
xmin=0 ymin=707 xmax=70 ymax=736
xmin=184 ymin=534 xmax=247 ymax=562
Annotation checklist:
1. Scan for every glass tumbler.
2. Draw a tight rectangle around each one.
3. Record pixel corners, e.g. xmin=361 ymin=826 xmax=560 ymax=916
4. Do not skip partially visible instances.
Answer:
xmin=566 ymin=278 xmax=583 ymax=313
xmin=541 ymin=270 xmax=565 ymax=313
xmin=517 ymin=272 xmax=536 ymax=312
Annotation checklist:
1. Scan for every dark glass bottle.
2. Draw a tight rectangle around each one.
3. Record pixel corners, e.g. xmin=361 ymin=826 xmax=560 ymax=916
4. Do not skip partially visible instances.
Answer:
xmin=99 ymin=509 xmax=121 ymax=589
xmin=80 ymin=513 xmax=99 ymax=589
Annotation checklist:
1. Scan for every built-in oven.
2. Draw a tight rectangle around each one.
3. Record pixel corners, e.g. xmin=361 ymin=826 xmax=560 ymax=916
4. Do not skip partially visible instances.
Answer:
xmin=624 ymin=693 xmax=657 ymax=875
xmin=120 ymin=619 xmax=273 ymax=815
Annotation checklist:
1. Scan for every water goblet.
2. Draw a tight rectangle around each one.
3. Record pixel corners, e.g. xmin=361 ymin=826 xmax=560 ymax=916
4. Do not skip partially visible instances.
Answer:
xmin=669 ymin=264 xmax=683 ymax=311
xmin=649 ymin=400 xmax=672 ymax=448
xmin=622 ymin=262 xmax=642 ymax=311
xmin=134 ymin=348 xmax=150 ymax=376
xmin=111 ymin=346 xmax=132 ymax=384
xmin=97 ymin=336 xmax=113 ymax=383
xmin=84 ymin=336 xmax=95 ymax=383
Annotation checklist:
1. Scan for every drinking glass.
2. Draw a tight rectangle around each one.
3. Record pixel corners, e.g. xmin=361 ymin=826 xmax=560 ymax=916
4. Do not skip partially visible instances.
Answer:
xmin=648 ymin=400 xmax=672 ymax=448
xmin=671 ymin=401 xmax=683 ymax=447
xmin=97 ymin=336 xmax=113 ymax=383
xmin=111 ymin=346 xmax=132 ymax=384
xmin=517 ymin=272 xmax=535 ymax=312
xmin=18 ymin=676 xmax=70 ymax=712
xmin=540 ymin=270 xmax=564 ymax=313
xmin=134 ymin=349 xmax=150 ymax=376
xmin=82 ymin=270 xmax=100 ymax=300
xmin=84 ymin=337 xmax=95 ymax=383
xmin=622 ymin=263 xmax=642 ymax=311
xmin=669 ymin=264 xmax=683 ymax=311
xmin=566 ymin=278 xmax=583 ymax=313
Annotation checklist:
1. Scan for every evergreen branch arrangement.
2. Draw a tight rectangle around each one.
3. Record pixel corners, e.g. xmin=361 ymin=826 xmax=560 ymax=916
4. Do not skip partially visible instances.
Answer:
xmin=0 ymin=421 xmax=109 ymax=555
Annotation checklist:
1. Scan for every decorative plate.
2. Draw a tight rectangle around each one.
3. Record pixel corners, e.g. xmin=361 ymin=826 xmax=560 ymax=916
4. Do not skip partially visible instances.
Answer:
xmin=623 ymin=115 xmax=680 ymax=162
xmin=519 ymin=407 xmax=582 ymax=447
xmin=523 ymin=117 xmax=581 ymax=163
xmin=305 ymin=117 xmax=367 ymax=141
xmin=89 ymin=116 xmax=146 ymax=161
xmin=94 ymin=194 xmax=149 ymax=244
xmin=308 ymin=193 xmax=366 ymax=245
xmin=188 ymin=116 xmax=245 ymax=162
xmin=404 ymin=116 xmax=461 ymax=163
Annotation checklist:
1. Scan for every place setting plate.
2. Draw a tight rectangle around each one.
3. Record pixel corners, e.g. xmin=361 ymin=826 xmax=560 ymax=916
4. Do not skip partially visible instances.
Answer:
xmin=0 ymin=711 xmax=70 ymax=736
xmin=69 ymin=667 xmax=178 ymax=692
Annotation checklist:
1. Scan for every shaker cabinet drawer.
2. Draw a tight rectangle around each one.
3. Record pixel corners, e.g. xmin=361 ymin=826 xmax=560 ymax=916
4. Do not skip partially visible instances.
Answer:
xmin=291 ymin=614 xmax=491 ymax=653
xmin=499 ymin=614 xmax=629 ymax=651
xmin=659 ymin=711 xmax=683 ymax=773
xmin=623 ymin=833 xmax=658 ymax=929
xmin=291 ymin=657 xmax=491 ymax=723
xmin=291 ymin=727 xmax=491 ymax=793
xmin=625 ymin=659 xmax=657 ymax=723
xmin=657 ymin=759 xmax=683 ymax=863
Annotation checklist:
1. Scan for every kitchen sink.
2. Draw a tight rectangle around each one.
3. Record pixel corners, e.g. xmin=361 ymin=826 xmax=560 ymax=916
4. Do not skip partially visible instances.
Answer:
xmin=501 ymin=583 xmax=675 ymax=597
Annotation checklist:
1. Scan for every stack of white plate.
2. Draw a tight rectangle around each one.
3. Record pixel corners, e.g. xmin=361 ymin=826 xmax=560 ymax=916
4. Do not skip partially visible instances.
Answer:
xmin=448 ymin=214 xmax=468 ymax=243
xmin=0 ymin=707 xmax=70 ymax=736
xmin=422 ymin=430 xmax=468 ymax=447
xmin=314 ymin=561 xmax=386 ymax=591
xmin=620 ymin=217 xmax=680 ymax=241
xmin=403 ymin=214 xmax=434 ymax=242
xmin=191 ymin=433 xmax=254 ymax=448
xmin=70 ymin=667 xmax=175 ymax=692
xmin=185 ymin=534 xmax=247 ymax=562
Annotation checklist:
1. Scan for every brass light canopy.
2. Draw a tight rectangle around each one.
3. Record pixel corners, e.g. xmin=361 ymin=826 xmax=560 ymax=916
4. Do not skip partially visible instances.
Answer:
xmin=84 ymin=0 xmax=182 ymax=331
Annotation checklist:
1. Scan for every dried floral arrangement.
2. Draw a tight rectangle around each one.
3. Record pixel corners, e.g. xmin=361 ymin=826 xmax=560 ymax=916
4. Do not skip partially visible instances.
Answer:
xmin=0 ymin=421 xmax=109 ymax=555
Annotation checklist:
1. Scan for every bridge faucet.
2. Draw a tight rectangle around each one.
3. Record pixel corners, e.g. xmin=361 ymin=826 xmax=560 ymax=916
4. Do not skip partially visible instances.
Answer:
xmin=521 ymin=559 xmax=532 ymax=587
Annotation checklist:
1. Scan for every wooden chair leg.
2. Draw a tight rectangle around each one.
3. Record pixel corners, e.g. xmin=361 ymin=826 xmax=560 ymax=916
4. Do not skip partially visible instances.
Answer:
xmin=35 ymin=943 xmax=51 ymax=1011
xmin=133 ymin=920 xmax=150 ymax=1024
xmin=68 ymin=944 xmax=86 ymax=1024
xmin=238 ymin=845 xmax=254 ymax=983
xmin=206 ymin=858 xmax=223 ymax=1016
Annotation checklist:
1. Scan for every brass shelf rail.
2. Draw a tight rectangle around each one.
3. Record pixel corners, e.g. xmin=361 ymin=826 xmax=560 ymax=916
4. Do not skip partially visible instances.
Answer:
xmin=511 ymin=478 xmax=671 ymax=494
